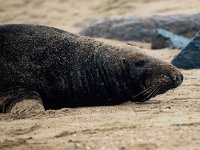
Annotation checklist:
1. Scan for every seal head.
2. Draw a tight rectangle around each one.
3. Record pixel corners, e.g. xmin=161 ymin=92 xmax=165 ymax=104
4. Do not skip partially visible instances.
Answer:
xmin=127 ymin=53 xmax=183 ymax=102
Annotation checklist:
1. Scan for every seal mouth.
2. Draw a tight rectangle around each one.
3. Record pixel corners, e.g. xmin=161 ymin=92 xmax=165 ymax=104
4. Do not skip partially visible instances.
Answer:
xmin=131 ymin=85 xmax=162 ymax=103
xmin=131 ymin=73 xmax=183 ymax=103
xmin=131 ymin=78 xmax=175 ymax=103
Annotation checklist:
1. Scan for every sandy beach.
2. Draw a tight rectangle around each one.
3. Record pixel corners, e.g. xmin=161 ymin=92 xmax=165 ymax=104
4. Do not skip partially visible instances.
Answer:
xmin=0 ymin=0 xmax=200 ymax=149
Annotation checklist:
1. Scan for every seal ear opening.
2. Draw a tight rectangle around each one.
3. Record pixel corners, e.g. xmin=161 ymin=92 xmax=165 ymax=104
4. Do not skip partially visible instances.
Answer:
xmin=122 ymin=58 xmax=128 ymax=65
xmin=135 ymin=60 xmax=146 ymax=67
xmin=121 ymin=58 xmax=130 ymax=70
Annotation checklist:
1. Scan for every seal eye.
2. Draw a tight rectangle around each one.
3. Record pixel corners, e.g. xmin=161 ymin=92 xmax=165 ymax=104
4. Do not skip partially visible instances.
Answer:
xmin=135 ymin=60 xmax=146 ymax=67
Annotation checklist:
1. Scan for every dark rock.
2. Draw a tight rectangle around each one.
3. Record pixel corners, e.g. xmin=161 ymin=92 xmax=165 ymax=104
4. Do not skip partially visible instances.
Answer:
xmin=151 ymin=28 xmax=190 ymax=49
xmin=80 ymin=13 xmax=200 ymax=42
xmin=171 ymin=32 xmax=200 ymax=69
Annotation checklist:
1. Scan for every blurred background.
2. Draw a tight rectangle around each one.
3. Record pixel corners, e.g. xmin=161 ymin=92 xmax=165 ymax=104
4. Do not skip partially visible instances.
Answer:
xmin=1 ymin=0 xmax=200 ymax=33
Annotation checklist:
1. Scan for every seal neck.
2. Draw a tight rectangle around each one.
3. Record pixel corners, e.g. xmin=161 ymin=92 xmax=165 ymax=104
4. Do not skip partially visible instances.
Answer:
xmin=95 ymin=54 xmax=133 ymax=102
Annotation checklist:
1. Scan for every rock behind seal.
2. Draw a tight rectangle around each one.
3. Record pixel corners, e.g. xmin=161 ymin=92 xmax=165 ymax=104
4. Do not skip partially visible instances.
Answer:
xmin=80 ymin=13 xmax=200 ymax=42
xmin=171 ymin=32 xmax=200 ymax=69
xmin=151 ymin=28 xmax=190 ymax=49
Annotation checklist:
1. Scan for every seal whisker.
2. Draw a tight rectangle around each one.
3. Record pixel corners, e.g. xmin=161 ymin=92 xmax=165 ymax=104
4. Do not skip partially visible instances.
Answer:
xmin=132 ymin=86 xmax=155 ymax=99
xmin=151 ymin=87 xmax=161 ymax=100
xmin=145 ymin=87 xmax=161 ymax=102
xmin=141 ymin=86 xmax=161 ymax=103
xmin=132 ymin=85 xmax=158 ymax=102
xmin=150 ymin=87 xmax=162 ymax=100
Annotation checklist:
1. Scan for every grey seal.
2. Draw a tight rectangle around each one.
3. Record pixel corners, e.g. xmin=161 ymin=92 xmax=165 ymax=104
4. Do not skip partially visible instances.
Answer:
xmin=0 ymin=24 xmax=183 ymax=114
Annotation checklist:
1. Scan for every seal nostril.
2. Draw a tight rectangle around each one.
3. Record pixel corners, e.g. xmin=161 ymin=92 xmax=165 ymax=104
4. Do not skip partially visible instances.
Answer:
xmin=180 ymin=74 xmax=183 ymax=81
xmin=174 ymin=74 xmax=183 ymax=84
xmin=175 ymin=76 xmax=180 ymax=83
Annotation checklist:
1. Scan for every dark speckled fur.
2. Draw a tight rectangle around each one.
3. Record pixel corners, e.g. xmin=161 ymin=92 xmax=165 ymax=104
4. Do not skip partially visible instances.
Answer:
xmin=0 ymin=24 xmax=183 ymax=113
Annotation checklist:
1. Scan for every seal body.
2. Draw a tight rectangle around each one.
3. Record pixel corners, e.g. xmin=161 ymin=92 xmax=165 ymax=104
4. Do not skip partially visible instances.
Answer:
xmin=0 ymin=24 xmax=183 ymax=113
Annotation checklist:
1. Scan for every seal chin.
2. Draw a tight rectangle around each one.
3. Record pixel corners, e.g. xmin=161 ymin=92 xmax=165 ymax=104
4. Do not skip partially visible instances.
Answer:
xmin=131 ymin=85 xmax=161 ymax=103
xmin=131 ymin=72 xmax=183 ymax=103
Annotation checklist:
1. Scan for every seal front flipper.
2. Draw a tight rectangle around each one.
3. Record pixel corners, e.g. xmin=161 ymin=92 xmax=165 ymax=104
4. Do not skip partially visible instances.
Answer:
xmin=0 ymin=89 xmax=45 ymax=115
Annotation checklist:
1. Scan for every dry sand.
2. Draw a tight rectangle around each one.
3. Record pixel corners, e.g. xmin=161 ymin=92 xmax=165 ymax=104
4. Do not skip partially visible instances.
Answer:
xmin=0 ymin=0 xmax=200 ymax=150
